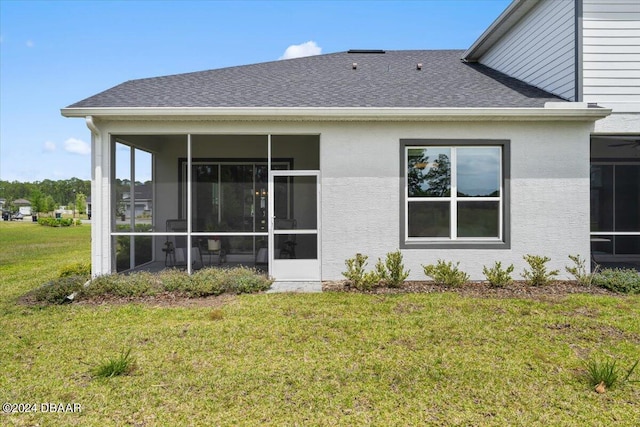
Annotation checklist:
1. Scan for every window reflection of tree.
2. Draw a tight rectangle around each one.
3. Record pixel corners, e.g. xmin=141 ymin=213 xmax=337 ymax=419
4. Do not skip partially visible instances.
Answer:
xmin=408 ymin=150 xmax=451 ymax=197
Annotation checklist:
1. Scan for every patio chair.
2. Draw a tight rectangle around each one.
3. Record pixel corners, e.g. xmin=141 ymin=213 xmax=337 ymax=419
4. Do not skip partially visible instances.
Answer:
xmin=165 ymin=219 xmax=203 ymax=269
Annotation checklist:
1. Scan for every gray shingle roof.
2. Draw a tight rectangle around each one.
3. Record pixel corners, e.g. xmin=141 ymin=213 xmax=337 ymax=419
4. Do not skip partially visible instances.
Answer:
xmin=66 ymin=50 xmax=564 ymax=109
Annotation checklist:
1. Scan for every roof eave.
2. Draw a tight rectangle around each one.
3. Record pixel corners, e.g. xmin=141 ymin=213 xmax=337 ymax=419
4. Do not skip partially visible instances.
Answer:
xmin=61 ymin=105 xmax=611 ymax=122
xmin=463 ymin=0 xmax=542 ymax=62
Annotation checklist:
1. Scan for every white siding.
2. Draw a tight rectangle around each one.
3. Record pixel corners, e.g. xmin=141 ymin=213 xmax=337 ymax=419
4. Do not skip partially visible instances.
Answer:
xmin=480 ymin=0 xmax=576 ymax=100
xmin=583 ymin=0 xmax=640 ymax=106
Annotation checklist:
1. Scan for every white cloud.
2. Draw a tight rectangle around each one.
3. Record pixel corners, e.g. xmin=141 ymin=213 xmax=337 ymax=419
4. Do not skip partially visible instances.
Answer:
xmin=26 ymin=40 xmax=34 ymax=48
xmin=64 ymin=138 xmax=90 ymax=155
xmin=279 ymin=41 xmax=321 ymax=60
xmin=43 ymin=141 xmax=56 ymax=152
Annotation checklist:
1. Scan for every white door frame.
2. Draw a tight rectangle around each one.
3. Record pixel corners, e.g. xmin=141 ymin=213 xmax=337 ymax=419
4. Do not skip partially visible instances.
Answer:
xmin=268 ymin=170 xmax=321 ymax=281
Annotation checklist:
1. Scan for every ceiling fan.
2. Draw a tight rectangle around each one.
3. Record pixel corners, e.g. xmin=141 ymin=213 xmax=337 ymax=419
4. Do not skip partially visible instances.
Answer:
xmin=608 ymin=138 xmax=640 ymax=149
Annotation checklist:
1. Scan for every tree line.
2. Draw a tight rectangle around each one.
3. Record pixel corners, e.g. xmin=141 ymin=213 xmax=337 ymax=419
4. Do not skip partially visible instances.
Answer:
xmin=0 ymin=178 xmax=90 ymax=214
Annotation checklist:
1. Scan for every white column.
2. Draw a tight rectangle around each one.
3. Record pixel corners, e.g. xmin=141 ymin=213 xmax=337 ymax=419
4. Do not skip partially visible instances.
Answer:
xmin=88 ymin=119 xmax=112 ymax=276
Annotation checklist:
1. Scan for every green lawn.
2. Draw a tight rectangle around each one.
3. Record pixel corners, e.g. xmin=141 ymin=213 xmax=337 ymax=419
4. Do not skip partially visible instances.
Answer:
xmin=1 ymin=222 xmax=639 ymax=426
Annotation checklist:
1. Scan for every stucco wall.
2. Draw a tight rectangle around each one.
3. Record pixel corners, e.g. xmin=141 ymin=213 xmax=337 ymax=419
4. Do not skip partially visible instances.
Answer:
xmin=93 ymin=118 xmax=593 ymax=281
xmin=320 ymin=120 xmax=592 ymax=281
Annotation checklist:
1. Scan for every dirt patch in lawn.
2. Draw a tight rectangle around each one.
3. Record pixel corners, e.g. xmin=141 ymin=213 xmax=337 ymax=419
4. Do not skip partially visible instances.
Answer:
xmin=64 ymin=292 xmax=237 ymax=308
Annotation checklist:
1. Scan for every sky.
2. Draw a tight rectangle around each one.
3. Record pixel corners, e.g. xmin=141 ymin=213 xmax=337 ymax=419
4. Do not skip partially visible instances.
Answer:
xmin=0 ymin=0 xmax=512 ymax=182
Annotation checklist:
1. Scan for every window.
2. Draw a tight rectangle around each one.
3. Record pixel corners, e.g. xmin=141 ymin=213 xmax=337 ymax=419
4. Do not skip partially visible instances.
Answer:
xmin=401 ymin=140 xmax=509 ymax=249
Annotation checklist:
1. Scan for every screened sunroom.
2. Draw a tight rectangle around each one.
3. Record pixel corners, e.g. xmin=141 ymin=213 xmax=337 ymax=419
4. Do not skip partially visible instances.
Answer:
xmin=111 ymin=134 xmax=320 ymax=280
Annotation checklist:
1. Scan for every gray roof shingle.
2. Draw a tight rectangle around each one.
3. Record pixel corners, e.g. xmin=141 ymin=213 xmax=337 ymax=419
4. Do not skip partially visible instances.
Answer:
xmin=66 ymin=50 xmax=564 ymax=109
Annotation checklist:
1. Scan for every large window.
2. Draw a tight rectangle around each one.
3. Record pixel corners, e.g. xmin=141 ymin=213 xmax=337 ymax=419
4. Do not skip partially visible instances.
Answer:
xmin=401 ymin=140 xmax=509 ymax=249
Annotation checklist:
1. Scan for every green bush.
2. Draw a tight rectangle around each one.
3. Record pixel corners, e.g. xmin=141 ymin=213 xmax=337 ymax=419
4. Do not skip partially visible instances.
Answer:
xmin=224 ymin=267 xmax=273 ymax=294
xmin=375 ymin=250 xmax=410 ymax=288
xmin=30 ymin=266 xmax=272 ymax=304
xmin=80 ymin=272 xmax=160 ymax=298
xmin=423 ymin=260 xmax=469 ymax=287
xmin=188 ymin=268 xmax=228 ymax=297
xmin=76 ymin=267 xmax=271 ymax=300
xmin=592 ymin=268 xmax=640 ymax=294
xmin=38 ymin=217 xmax=74 ymax=227
xmin=482 ymin=261 xmax=514 ymax=288
xmin=157 ymin=268 xmax=196 ymax=295
xmin=522 ymin=254 xmax=559 ymax=286
xmin=29 ymin=276 xmax=86 ymax=304
xmin=342 ymin=253 xmax=381 ymax=290
xmin=58 ymin=261 xmax=91 ymax=278
xmin=565 ymin=254 xmax=594 ymax=286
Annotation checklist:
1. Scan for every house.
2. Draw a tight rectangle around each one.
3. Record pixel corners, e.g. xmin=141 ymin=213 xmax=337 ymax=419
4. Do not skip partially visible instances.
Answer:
xmin=62 ymin=0 xmax=638 ymax=284
xmin=119 ymin=182 xmax=153 ymax=220
xmin=463 ymin=0 xmax=640 ymax=268
xmin=13 ymin=199 xmax=32 ymax=216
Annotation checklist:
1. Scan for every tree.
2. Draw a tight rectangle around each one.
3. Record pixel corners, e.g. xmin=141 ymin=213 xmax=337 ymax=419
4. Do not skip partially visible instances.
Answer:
xmin=44 ymin=195 xmax=57 ymax=214
xmin=30 ymin=189 xmax=45 ymax=215
xmin=407 ymin=150 xmax=451 ymax=197
xmin=76 ymin=192 xmax=87 ymax=215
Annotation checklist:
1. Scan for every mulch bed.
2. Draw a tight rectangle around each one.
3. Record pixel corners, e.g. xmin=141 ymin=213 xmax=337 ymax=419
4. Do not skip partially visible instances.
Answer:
xmin=322 ymin=280 xmax=619 ymax=301
xmin=19 ymin=281 xmax=621 ymax=308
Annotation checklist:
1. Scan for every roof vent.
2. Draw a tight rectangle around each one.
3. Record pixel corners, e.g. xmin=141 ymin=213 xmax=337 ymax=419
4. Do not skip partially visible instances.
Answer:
xmin=416 ymin=63 xmax=423 ymax=70
xmin=347 ymin=49 xmax=385 ymax=54
xmin=352 ymin=62 xmax=357 ymax=70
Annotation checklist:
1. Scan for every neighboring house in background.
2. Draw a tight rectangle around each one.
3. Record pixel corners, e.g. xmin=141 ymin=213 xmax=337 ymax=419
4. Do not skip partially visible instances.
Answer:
xmin=120 ymin=182 xmax=153 ymax=220
xmin=62 ymin=0 xmax=637 ymax=284
xmin=463 ymin=0 xmax=640 ymax=266
xmin=13 ymin=199 xmax=32 ymax=216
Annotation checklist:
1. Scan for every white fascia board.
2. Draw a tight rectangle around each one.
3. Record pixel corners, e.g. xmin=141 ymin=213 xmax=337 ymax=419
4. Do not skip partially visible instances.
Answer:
xmin=61 ymin=106 xmax=611 ymax=122
xmin=463 ymin=0 xmax=542 ymax=62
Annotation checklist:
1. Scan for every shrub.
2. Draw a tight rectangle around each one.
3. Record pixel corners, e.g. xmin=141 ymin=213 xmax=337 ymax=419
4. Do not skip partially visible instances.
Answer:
xmin=482 ymin=261 xmax=514 ymax=288
xmin=93 ymin=348 xmax=136 ymax=378
xmin=224 ymin=267 xmax=273 ymax=294
xmin=187 ymin=268 xmax=227 ymax=297
xmin=157 ymin=268 xmax=195 ymax=294
xmin=58 ymin=261 xmax=91 ymax=278
xmin=423 ymin=260 xmax=469 ymax=287
xmin=38 ymin=217 xmax=74 ymax=227
xmin=374 ymin=250 xmax=410 ymax=288
xmin=29 ymin=276 xmax=86 ymax=304
xmin=522 ymin=254 xmax=559 ymax=286
xmin=80 ymin=272 xmax=160 ymax=298
xmin=32 ymin=266 xmax=272 ymax=304
xmin=343 ymin=253 xmax=381 ymax=290
xmin=565 ymin=254 xmax=595 ymax=286
xmin=592 ymin=268 xmax=640 ymax=294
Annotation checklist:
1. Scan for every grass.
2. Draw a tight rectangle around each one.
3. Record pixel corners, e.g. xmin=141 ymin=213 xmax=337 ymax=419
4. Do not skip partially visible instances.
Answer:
xmin=93 ymin=348 xmax=137 ymax=378
xmin=1 ymin=221 xmax=640 ymax=425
